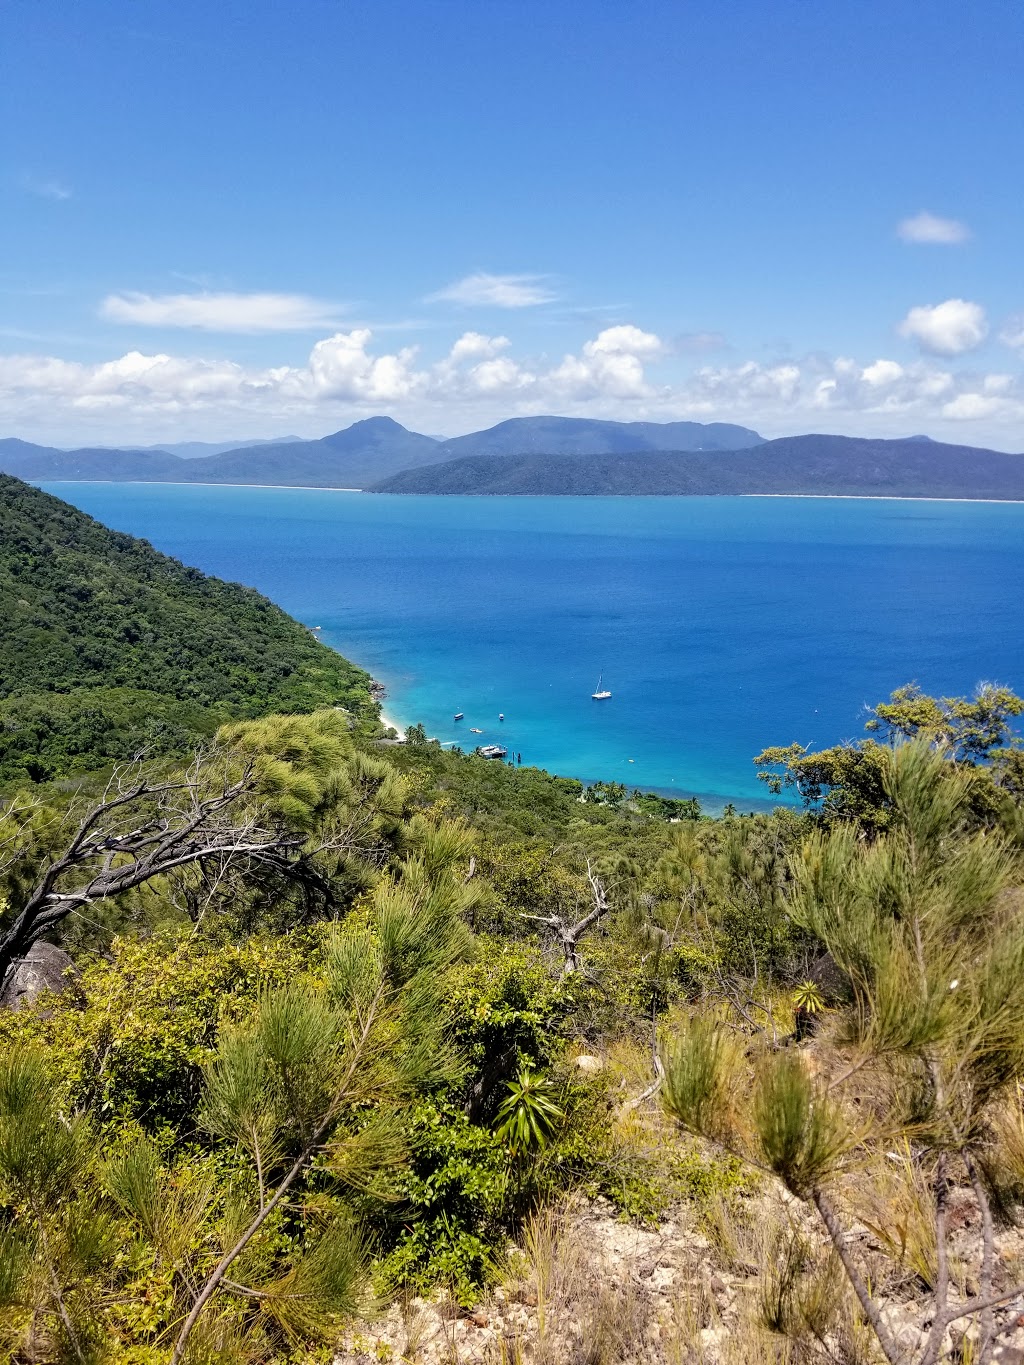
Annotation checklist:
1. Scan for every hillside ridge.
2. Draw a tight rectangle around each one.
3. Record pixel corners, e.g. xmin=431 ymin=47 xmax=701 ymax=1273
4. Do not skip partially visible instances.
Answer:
xmin=0 ymin=473 xmax=373 ymax=784
xmin=371 ymin=433 xmax=1024 ymax=500
xmin=0 ymin=415 xmax=762 ymax=488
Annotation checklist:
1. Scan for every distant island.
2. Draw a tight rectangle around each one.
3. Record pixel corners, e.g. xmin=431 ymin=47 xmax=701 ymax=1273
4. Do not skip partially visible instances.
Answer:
xmin=373 ymin=433 xmax=1024 ymax=501
xmin=1 ymin=416 xmax=1021 ymax=501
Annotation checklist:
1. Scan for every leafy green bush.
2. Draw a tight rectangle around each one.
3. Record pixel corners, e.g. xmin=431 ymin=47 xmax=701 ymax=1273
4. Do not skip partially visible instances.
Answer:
xmin=377 ymin=1099 xmax=513 ymax=1305
xmin=444 ymin=942 xmax=580 ymax=1104
xmin=0 ymin=933 xmax=307 ymax=1130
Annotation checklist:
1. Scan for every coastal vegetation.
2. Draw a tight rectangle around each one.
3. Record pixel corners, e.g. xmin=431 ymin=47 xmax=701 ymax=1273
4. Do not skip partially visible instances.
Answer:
xmin=0 ymin=475 xmax=374 ymax=785
xmin=3 ymin=478 xmax=1024 ymax=1361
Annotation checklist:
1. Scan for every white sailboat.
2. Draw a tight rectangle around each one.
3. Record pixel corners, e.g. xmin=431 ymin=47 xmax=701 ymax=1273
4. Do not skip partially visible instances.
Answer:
xmin=591 ymin=673 xmax=612 ymax=700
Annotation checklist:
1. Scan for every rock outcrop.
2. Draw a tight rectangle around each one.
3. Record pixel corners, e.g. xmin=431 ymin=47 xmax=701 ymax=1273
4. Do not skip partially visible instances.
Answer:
xmin=0 ymin=940 xmax=78 ymax=1010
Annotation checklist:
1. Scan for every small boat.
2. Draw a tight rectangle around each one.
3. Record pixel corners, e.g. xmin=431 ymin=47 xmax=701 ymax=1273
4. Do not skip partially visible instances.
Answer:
xmin=453 ymin=712 xmax=464 ymax=721
xmin=498 ymin=713 xmax=505 ymax=721
xmin=469 ymin=727 xmax=483 ymax=734
xmin=476 ymin=744 xmax=508 ymax=760
xmin=592 ymin=673 xmax=612 ymax=700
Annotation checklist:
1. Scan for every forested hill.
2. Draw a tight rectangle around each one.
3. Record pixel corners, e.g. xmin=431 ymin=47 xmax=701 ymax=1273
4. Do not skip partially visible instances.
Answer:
xmin=176 ymin=416 xmax=442 ymax=487
xmin=0 ymin=416 xmax=763 ymax=488
xmin=0 ymin=418 xmax=442 ymax=488
xmin=0 ymin=474 xmax=373 ymax=784
xmin=0 ymin=438 xmax=186 ymax=481
xmin=434 ymin=415 xmax=764 ymax=457
xmin=372 ymin=433 xmax=1024 ymax=498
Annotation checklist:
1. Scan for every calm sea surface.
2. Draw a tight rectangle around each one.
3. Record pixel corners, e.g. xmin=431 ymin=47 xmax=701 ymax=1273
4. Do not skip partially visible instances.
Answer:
xmin=41 ymin=484 xmax=1024 ymax=812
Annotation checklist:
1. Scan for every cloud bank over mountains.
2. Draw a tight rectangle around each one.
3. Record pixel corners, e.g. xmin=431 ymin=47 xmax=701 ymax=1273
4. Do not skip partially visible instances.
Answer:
xmin=2 ymin=315 xmax=1021 ymax=449
xmin=2 ymin=265 xmax=1021 ymax=447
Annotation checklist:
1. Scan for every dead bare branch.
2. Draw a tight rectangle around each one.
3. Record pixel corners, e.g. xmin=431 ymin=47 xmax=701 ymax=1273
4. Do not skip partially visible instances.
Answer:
xmin=519 ymin=859 xmax=610 ymax=978
xmin=0 ymin=753 xmax=364 ymax=992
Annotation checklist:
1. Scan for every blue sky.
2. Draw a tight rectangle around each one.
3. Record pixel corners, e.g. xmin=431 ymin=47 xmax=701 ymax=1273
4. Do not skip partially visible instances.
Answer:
xmin=2 ymin=0 xmax=1023 ymax=448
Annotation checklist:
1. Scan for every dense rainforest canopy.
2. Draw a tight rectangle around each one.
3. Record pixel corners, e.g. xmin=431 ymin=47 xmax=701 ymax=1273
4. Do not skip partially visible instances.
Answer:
xmin=0 ymin=475 xmax=374 ymax=784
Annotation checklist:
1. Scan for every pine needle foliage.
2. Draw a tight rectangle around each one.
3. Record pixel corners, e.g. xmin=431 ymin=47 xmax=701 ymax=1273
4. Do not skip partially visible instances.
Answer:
xmin=660 ymin=1016 xmax=743 ymax=1145
xmin=752 ymin=1053 xmax=855 ymax=1197
xmin=0 ymin=1047 xmax=110 ymax=1362
xmin=663 ymin=737 xmax=1024 ymax=1365
xmin=0 ymin=818 xmax=482 ymax=1363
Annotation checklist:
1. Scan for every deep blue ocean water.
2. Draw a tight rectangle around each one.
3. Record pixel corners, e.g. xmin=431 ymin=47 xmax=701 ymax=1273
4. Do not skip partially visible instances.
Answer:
xmin=40 ymin=483 xmax=1024 ymax=812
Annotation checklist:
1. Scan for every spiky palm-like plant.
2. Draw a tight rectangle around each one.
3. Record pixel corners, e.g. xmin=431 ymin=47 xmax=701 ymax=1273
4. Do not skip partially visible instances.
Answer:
xmin=495 ymin=1066 xmax=564 ymax=1157
xmin=792 ymin=981 xmax=824 ymax=1015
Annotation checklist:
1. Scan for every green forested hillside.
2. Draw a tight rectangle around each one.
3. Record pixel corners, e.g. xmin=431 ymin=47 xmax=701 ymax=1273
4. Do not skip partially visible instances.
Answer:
xmin=373 ymin=433 xmax=1024 ymax=498
xmin=0 ymin=474 xmax=374 ymax=782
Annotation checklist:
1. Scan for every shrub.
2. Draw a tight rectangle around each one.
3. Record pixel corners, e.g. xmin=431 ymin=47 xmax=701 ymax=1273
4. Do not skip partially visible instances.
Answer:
xmin=376 ymin=1099 xmax=513 ymax=1305
xmin=0 ymin=932 xmax=307 ymax=1131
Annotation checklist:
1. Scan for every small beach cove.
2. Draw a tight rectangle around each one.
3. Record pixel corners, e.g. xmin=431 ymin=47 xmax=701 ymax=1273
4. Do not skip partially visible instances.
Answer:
xmin=40 ymin=483 xmax=1024 ymax=811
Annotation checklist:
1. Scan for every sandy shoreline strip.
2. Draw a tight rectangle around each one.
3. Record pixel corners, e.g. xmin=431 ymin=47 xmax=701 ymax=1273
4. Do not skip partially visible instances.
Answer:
xmin=742 ymin=493 xmax=1024 ymax=504
xmin=36 ymin=481 xmax=1024 ymax=505
xmin=379 ymin=711 xmax=406 ymax=739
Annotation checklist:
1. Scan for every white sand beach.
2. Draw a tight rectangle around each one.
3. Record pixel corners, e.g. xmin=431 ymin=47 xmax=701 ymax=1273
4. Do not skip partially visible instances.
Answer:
xmin=379 ymin=711 xmax=406 ymax=739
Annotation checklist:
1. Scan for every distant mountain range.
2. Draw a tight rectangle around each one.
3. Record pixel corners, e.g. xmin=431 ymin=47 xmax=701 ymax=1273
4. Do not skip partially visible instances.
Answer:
xmin=117 ymin=436 xmax=308 ymax=459
xmin=437 ymin=416 xmax=764 ymax=457
xmin=372 ymin=434 xmax=1024 ymax=500
xmin=0 ymin=415 xmax=763 ymax=488
xmin=0 ymin=439 xmax=187 ymax=481
xmin=0 ymin=418 xmax=440 ymax=488
xmin=1 ymin=418 xmax=1020 ymax=500
xmin=161 ymin=418 xmax=443 ymax=487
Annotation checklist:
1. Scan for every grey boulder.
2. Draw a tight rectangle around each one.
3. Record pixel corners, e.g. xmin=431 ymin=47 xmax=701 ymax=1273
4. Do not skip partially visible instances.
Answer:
xmin=0 ymin=941 xmax=78 ymax=1010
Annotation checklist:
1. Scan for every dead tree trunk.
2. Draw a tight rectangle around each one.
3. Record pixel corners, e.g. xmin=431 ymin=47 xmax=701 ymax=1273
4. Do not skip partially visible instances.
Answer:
xmin=0 ymin=758 xmax=313 ymax=995
xmin=520 ymin=861 xmax=609 ymax=978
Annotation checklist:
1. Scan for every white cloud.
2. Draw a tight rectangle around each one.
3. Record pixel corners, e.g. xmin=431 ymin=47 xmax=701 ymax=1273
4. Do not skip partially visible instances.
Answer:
xmin=2 ymin=325 xmax=1023 ymax=450
xmin=0 ymin=324 xmax=663 ymax=427
xmin=540 ymin=325 xmax=664 ymax=400
xmin=584 ymin=325 xmax=662 ymax=357
xmin=100 ymin=291 xmax=343 ymax=333
xmin=448 ymin=332 xmax=511 ymax=362
xmin=467 ymin=356 xmax=533 ymax=394
xmin=678 ymin=354 xmax=1024 ymax=442
xmin=861 ymin=359 xmax=904 ymax=387
xmin=999 ymin=315 xmax=1024 ymax=349
xmin=308 ymin=330 xmax=423 ymax=402
xmin=941 ymin=393 xmax=1004 ymax=421
xmin=897 ymin=211 xmax=971 ymax=245
xmin=898 ymin=298 xmax=988 ymax=356
xmin=25 ymin=177 xmax=72 ymax=201
xmin=427 ymin=272 xmax=557 ymax=308
xmin=689 ymin=360 xmax=802 ymax=408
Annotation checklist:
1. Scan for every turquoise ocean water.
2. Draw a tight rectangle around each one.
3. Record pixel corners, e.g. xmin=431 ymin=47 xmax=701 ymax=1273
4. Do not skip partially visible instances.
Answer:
xmin=41 ymin=484 xmax=1024 ymax=812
